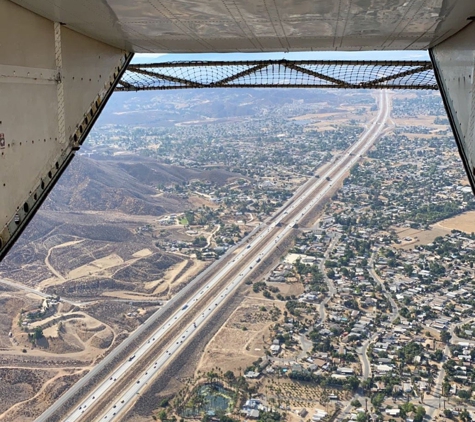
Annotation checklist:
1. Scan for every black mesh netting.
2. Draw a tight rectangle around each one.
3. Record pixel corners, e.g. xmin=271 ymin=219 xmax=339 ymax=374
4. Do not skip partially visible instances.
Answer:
xmin=117 ymin=60 xmax=437 ymax=91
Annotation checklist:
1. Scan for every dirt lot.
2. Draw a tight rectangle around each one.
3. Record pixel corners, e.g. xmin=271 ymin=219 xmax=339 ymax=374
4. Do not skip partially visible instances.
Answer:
xmin=268 ymin=281 xmax=304 ymax=297
xmin=393 ymin=225 xmax=451 ymax=249
xmin=392 ymin=116 xmax=440 ymax=127
xmin=195 ymin=298 xmax=285 ymax=375
xmin=435 ymin=211 xmax=475 ymax=234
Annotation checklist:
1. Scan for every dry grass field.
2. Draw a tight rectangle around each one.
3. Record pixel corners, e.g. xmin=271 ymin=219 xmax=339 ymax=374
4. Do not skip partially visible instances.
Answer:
xmin=393 ymin=225 xmax=452 ymax=249
xmin=435 ymin=211 xmax=475 ymax=233
xmin=196 ymin=298 xmax=284 ymax=375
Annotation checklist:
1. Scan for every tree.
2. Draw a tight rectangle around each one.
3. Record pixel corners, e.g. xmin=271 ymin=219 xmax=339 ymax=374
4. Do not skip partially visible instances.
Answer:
xmin=371 ymin=393 xmax=384 ymax=409
xmin=33 ymin=327 xmax=44 ymax=341
xmin=432 ymin=349 xmax=443 ymax=362
xmin=356 ymin=412 xmax=368 ymax=422
xmin=403 ymin=264 xmax=414 ymax=276
xmin=263 ymin=290 xmax=272 ymax=299
xmin=219 ymin=417 xmax=238 ymax=422
xmin=399 ymin=402 xmax=415 ymax=418
xmin=442 ymin=381 xmax=451 ymax=399
xmin=413 ymin=406 xmax=426 ymax=422
xmin=443 ymin=409 xmax=453 ymax=418
xmin=224 ymin=370 xmax=235 ymax=381
xmin=346 ymin=375 xmax=360 ymax=391
xmin=351 ymin=399 xmax=362 ymax=408
xmin=460 ymin=408 xmax=472 ymax=422
xmin=457 ymin=389 xmax=471 ymax=400
xmin=440 ymin=330 xmax=452 ymax=344
xmin=258 ymin=410 xmax=282 ymax=422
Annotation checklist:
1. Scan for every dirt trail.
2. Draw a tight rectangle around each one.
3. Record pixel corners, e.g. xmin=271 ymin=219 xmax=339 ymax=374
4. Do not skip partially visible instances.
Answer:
xmin=44 ymin=239 xmax=84 ymax=281
xmin=204 ymin=224 xmax=220 ymax=249
xmin=0 ymin=368 xmax=88 ymax=421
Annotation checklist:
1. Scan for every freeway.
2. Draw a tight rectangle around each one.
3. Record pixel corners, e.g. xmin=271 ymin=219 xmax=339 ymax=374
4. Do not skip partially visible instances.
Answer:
xmin=39 ymin=91 xmax=390 ymax=422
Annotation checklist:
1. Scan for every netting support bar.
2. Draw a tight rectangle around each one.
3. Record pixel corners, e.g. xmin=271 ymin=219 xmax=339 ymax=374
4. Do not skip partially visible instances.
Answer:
xmin=128 ymin=67 xmax=206 ymax=88
xmin=209 ymin=63 xmax=269 ymax=87
xmin=117 ymin=59 xmax=438 ymax=91
xmin=359 ymin=63 xmax=433 ymax=87
xmin=282 ymin=62 xmax=354 ymax=88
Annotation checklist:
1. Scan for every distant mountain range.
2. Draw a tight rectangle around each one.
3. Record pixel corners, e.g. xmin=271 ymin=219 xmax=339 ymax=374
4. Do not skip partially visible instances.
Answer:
xmin=100 ymin=88 xmax=343 ymax=126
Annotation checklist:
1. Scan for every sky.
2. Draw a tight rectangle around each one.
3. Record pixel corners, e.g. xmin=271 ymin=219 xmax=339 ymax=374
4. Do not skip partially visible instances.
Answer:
xmin=133 ymin=50 xmax=429 ymax=64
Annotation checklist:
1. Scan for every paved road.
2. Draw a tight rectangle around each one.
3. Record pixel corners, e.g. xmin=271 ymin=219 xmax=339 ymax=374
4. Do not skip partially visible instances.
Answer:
xmin=0 ymin=278 xmax=82 ymax=306
xmin=358 ymin=333 xmax=379 ymax=380
xmin=449 ymin=316 xmax=475 ymax=345
xmin=298 ymin=334 xmax=314 ymax=359
xmin=422 ymin=345 xmax=450 ymax=418
xmin=353 ymin=250 xmax=400 ymax=382
xmin=368 ymin=252 xmax=399 ymax=321
xmin=317 ymin=235 xmax=339 ymax=322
